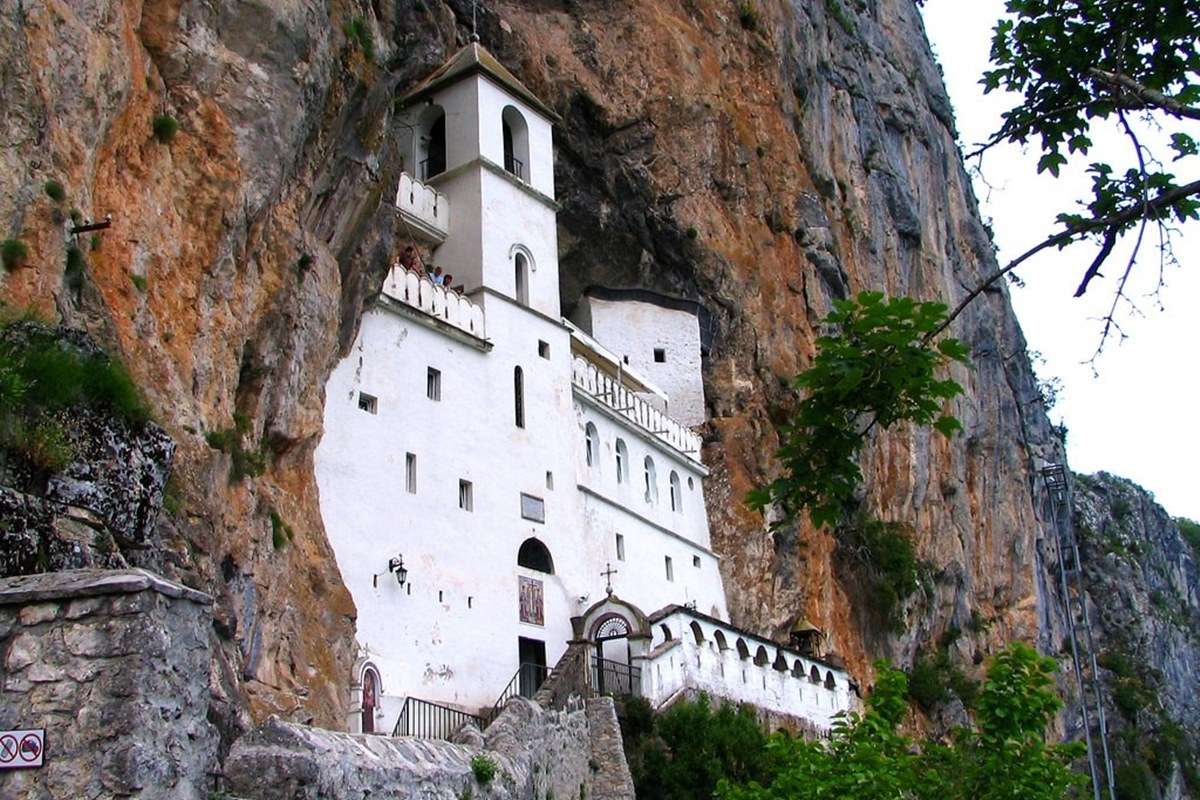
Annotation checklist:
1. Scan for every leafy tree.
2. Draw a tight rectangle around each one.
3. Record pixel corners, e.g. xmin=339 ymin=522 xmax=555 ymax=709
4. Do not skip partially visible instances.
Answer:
xmin=968 ymin=0 xmax=1200 ymax=354
xmin=752 ymin=3 xmax=1199 ymax=525
xmin=747 ymin=292 xmax=969 ymax=528
xmin=717 ymin=644 xmax=1086 ymax=800
xmin=622 ymin=694 xmax=775 ymax=800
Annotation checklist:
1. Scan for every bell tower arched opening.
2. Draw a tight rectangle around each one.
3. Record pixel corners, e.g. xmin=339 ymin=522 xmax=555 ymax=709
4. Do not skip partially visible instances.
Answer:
xmin=501 ymin=105 xmax=530 ymax=182
xmin=417 ymin=105 xmax=446 ymax=180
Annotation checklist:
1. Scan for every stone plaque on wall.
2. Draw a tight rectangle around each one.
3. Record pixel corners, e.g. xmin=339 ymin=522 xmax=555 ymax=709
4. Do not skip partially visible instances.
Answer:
xmin=519 ymin=576 xmax=544 ymax=626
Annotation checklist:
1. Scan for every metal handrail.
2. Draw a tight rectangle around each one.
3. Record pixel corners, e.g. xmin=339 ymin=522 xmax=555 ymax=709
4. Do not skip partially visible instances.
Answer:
xmin=591 ymin=656 xmax=642 ymax=698
xmin=391 ymin=695 xmax=482 ymax=739
xmin=482 ymin=662 xmax=548 ymax=727
xmin=504 ymin=154 xmax=525 ymax=181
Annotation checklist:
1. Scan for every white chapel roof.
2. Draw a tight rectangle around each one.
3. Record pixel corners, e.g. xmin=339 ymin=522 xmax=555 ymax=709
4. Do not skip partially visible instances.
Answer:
xmin=398 ymin=42 xmax=562 ymax=123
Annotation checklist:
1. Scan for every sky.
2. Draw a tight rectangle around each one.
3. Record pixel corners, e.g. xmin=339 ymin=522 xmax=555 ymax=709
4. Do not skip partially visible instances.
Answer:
xmin=920 ymin=1 xmax=1200 ymax=521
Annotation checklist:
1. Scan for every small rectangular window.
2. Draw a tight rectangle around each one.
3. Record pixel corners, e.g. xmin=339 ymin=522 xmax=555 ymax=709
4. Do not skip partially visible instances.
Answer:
xmin=458 ymin=479 xmax=473 ymax=511
xmin=427 ymin=367 xmax=441 ymax=401
xmin=406 ymin=453 xmax=417 ymax=494
xmin=521 ymin=493 xmax=546 ymax=523
xmin=357 ymin=392 xmax=378 ymax=414
xmin=545 ymin=471 xmax=554 ymax=490
xmin=616 ymin=534 xmax=626 ymax=561
xmin=653 ymin=348 xmax=666 ymax=363
xmin=538 ymin=340 xmax=550 ymax=359
xmin=693 ymin=555 xmax=701 ymax=568
xmin=665 ymin=556 xmax=674 ymax=581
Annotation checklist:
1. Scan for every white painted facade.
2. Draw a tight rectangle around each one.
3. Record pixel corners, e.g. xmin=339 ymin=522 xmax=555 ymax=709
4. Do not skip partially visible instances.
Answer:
xmin=314 ymin=43 xmax=854 ymax=737
xmin=573 ymin=292 xmax=708 ymax=427
xmin=644 ymin=609 xmax=852 ymax=733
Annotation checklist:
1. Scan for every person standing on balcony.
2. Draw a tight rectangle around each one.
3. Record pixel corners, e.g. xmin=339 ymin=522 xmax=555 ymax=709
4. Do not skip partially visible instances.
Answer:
xmin=399 ymin=245 xmax=423 ymax=274
xmin=430 ymin=266 xmax=445 ymax=285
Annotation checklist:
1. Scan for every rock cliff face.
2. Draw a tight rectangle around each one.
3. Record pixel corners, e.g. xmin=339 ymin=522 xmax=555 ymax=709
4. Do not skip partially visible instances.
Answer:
xmin=0 ymin=0 xmax=1187 ymax=758
xmin=1072 ymin=473 xmax=1199 ymax=797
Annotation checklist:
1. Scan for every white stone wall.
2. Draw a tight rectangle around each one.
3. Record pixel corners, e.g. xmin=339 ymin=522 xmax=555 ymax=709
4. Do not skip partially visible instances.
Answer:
xmin=577 ymin=295 xmax=707 ymax=427
xmin=314 ymin=293 xmax=725 ymax=730
xmin=642 ymin=610 xmax=855 ymax=732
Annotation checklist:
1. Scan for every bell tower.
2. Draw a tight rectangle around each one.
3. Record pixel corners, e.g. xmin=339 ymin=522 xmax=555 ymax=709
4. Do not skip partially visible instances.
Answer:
xmin=397 ymin=43 xmax=562 ymax=318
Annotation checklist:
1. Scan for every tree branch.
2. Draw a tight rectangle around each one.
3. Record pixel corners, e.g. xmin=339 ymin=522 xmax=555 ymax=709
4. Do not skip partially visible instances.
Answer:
xmin=1087 ymin=68 xmax=1200 ymax=121
xmin=925 ymin=178 xmax=1200 ymax=341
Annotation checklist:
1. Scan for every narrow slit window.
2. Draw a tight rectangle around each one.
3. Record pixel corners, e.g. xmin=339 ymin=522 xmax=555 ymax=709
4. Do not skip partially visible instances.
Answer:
xmin=545 ymin=471 xmax=554 ymax=490
xmin=616 ymin=533 xmax=626 ymax=561
xmin=538 ymin=340 xmax=550 ymax=359
xmin=615 ymin=439 xmax=628 ymax=484
xmin=665 ymin=556 xmax=674 ymax=582
xmin=357 ymin=392 xmax=378 ymax=414
xmin=514 ymin=366 xmax=525 ymax=429
xmin=693 ymin=555 xmax=701 ymax=568
xmin=405 ymin=453 xmax=417 ymax=494
xmin=426 ymin=367 xmax=441 ymax=401
xmin=458 ymin=479 xmax=473 ymax=511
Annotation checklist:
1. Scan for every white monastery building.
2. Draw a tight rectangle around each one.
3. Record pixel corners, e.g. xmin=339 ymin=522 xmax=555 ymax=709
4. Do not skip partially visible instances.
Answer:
xmin=314 ymin=42 xmax=856 ymax=738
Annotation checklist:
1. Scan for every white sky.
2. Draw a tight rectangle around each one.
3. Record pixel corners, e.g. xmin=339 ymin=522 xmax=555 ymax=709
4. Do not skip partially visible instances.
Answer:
xmin=921 ymin=1 xmax=1200 ymax=521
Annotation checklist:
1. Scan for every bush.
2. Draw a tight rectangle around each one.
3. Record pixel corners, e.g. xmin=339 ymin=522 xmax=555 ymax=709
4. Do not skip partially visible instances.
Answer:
xmin=836 ymin=513 xmax=921 ymax=628
xmin=343 ymin=17 xmax=374 ymax=61
xmin=152 ymin=114 xmax=179 ymax=143
xmin=737 ymin=2 xmax=759 ymax=31
xmin=129 ymin=274 xmax=147 ymax=292
xmin=43 ymin=180 xmax=66 ymax=203
xmin=621 ymin=693 xmax=774 ymax=800
xmin=2 ymin=239 xmax=29 ymax=270
xmin=270 ymin=510 xmax=295 ymax=550
xmin=1177 ymin=517 xmax=1200 ymax=552
xmin=469 ymin=754 xmax=496 ymax=785
xmin=204 ymin=415 xmax=268 ymax=482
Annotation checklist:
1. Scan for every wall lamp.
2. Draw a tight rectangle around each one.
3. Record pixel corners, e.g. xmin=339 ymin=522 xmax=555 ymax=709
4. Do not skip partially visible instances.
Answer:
xmin=372 ymin=555 xmax=408 ymax=588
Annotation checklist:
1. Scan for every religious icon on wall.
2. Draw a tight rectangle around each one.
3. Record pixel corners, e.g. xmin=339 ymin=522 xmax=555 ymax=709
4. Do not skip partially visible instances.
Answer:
xmin=519 ymin=576 xmax=544 ymax=626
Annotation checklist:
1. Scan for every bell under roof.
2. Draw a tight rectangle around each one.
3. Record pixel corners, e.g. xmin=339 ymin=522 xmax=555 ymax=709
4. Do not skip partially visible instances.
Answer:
xmin=399 ymin=42 xmax=561 ymax=123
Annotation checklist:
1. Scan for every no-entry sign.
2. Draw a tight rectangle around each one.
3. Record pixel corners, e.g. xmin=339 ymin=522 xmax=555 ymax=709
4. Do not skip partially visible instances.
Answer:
xmin=0 ymin=729 xmax=44 ymax=769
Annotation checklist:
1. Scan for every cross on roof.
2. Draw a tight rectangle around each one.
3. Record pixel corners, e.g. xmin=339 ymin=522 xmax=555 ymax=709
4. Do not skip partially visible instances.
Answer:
xmin=601 ymin=562 xmax=618 ymax=595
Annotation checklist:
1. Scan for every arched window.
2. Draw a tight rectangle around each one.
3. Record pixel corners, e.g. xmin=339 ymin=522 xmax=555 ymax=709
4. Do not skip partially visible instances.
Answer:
xmin=669 ymin=471 xmax=682 ymax=512
xmin=615 ymin=439 xmax=628 ymax=484
xmin=501 ymin=105 xmax=530 ymax=182
xmin=736 ymin=639 xmax=750 ymax=660
xmin=514 ymin=366 xmax=525 ymax=428
xmin=714 ymin=630 xmax=728 ymax=651
xmin=660 ymin=624 xmax=673 ymax=642
xmin=754 ymin=646 xmax=769 ymax=667
xmin=417 ymin=105 xmax=447 ymax=180
xmin=809 ymin=665 xmax=821 ymax=684
xmin=792 ymin=659 xmax=805 ymax=678
xmin=773 ymin=651 xmax=789 ymax=672
xmin=361 ymin=666 xmax=380 ymax=734
xmin=585 ymin=423 xmax=598 ymax=468
xmin=517 ymin=537 xmax=554 ymax=573
xmin=514 ymin=251 xmax=530 ymax=306
xmin=690 ymin=621 xmax=705 ymax=645
xmin=643 ymin=456 xmax=658 ymax=504
xmin=825 ymin=671 xmax=837 ymax=690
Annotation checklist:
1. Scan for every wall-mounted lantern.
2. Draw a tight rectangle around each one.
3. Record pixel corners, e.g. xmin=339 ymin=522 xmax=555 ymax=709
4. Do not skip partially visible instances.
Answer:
xmin=372 ymin=554 xmax=408 ymax=588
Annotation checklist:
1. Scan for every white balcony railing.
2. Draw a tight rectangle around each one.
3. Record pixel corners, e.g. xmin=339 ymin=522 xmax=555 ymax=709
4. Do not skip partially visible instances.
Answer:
xmin=571 ymin=356 xmax=702 ymax=459
xmin=383 ymin=266 xmax=485 ymax=339
xmin=395 ymin=173 xmax=449 ymax=242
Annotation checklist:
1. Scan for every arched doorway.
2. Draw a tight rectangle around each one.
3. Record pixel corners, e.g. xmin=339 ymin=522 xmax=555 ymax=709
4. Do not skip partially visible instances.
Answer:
xmin=361 ymin=666 xmax=380 ymax=734
xmin=592 ymin=613 xmax=633 ymax=695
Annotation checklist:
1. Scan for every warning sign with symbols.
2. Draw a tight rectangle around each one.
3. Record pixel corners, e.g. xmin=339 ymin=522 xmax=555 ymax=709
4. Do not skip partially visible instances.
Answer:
xmin=0 ymin=729 xmax=45 ymax=769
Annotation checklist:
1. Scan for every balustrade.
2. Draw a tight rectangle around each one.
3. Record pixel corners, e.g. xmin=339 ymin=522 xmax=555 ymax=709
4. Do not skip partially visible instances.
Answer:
xmin=383 ymin=266 xmax=486 ymax=339
xmin=571 ymin=356 xmax=702 ymax=459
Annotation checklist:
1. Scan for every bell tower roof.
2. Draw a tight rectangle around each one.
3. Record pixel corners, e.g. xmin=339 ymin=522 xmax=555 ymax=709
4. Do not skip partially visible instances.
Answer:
xmin=399 ymin=42 xmax=561 ymax=123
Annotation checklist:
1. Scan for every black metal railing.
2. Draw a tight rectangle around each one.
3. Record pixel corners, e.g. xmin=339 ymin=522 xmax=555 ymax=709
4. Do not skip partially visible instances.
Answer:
xmin=482 ymin=662 xmax=549 ymax=727
xmin=391 ymin=695 xmax=482 ymax=740
xmin=591 ymin=656 xmax=641 ymax=698
xmin=504 ymin=154 xmax=525 ymax=181
xmin=420 ymin=156 xmax=446 ymax=181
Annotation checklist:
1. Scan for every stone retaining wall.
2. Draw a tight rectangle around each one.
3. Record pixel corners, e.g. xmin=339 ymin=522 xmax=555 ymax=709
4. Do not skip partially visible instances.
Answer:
xmin=0 ymin=569 xmax=217 ymax=799
xmin=225 ymin=695 xmax=633 ymax=800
